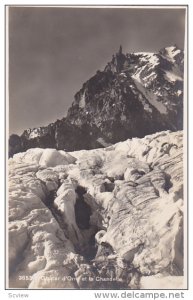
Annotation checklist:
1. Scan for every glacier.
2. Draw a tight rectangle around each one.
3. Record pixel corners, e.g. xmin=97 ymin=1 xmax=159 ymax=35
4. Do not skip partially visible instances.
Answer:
xmin=8 ymin=130 xmax=185 ymax=289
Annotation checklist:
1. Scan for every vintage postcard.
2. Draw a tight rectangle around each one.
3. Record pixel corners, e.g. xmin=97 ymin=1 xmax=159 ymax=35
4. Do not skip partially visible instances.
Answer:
xmin=6 ymin=5 xmax=188 ymax=290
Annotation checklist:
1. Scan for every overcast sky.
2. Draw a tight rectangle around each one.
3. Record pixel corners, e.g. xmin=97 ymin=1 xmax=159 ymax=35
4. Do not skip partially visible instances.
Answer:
xmin=8 ymin=6 xmax=186 ymax=135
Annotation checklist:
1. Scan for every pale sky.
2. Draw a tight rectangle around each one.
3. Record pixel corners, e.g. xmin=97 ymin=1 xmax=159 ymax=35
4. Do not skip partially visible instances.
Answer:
xmin=9 ymin=6 xmax=186 ymax=134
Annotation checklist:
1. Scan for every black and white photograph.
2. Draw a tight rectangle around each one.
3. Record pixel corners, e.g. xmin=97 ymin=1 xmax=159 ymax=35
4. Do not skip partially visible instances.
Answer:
xmin=6 ymin=5 xmax=187 ymax=290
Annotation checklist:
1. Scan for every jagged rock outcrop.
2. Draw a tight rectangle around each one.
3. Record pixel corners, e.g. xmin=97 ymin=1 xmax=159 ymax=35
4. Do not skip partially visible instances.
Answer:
xmin=9 ymin=45 xmax=184 ymax=156
xmin=8 ymin=130 xmax=185 ymax=289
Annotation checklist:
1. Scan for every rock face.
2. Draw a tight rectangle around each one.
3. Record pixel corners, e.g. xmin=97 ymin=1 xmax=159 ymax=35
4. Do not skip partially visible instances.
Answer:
xmin=8 ymin=130 xmax=186 ymax=289
xmin=9 ymin=45 xmax=184 ymax=156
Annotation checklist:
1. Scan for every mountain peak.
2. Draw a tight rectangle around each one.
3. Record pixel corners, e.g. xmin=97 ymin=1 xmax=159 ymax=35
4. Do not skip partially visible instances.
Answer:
xmin=118 ymin=44 xmax=123 ymax=55
xmin=9 ymin=45 xmax=184 ymax=157
xmin=159 ymin=45 xmax=183 ymax=63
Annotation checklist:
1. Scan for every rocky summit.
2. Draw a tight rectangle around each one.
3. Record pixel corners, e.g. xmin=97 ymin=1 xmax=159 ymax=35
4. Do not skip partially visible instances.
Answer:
xmin=8 ymin=130 xmax=185 ymax=289
xmin=9 ymin=45 xmax=184 ymax=157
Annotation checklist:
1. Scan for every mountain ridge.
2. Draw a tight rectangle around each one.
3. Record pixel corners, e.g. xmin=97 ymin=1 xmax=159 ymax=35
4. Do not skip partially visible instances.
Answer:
xmin=9 ymin=45 xmax=184 ymax=157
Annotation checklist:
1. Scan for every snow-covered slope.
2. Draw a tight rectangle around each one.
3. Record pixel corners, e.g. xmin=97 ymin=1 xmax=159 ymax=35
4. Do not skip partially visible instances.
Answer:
xmin=8 ymin=130 xmax=185 ymax=289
